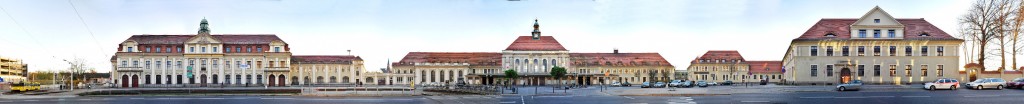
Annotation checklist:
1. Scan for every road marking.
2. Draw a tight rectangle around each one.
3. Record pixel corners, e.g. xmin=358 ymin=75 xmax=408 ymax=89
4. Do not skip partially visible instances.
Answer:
xmin=0 ymin=101 xmax=12 ymax=102
xmin=835 ymin=96 xmax=867 ymax=99
xmin=964 ymin=95 xmax=999 ymax=97
xmin=260 ymin=98 xmax=295 ymax=100
xmin=521 ymin=95 xmax=526 ymax=104
xmin=78 ymin=99 xmax=92 ymax=100
xmin=534 ymin=96 xmax=571 ymax=98
xmin=741 ymin=100 xmax=770 ymax=103
xmin=799 ymin=96 xmax=832 ymax=99
xmin=902 ymin=96 xmax=931 ymax=98
xmin=198 ymin=98 xmax=226 ymax=100
xmin=500 ymin=101 xmax=517 ymax=104
xmin=130 ymin=98 xmax=144 ymax=100
xmin=868 ymin=96 xmax=895 ymax=98
xmin=1005 ymin=94 xmax=1024 ymax=96
xmin=24 ymin=100 xmax=39 ymax=102
xmin=623 ymin=96 xmax=636 ymax=99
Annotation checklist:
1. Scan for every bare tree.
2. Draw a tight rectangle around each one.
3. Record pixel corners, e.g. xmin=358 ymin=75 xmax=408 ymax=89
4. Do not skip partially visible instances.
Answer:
xmin=961 ymin=0 xmax=1015 ymax=71
xmin=1011 ymin=1 xmax=1024 ymax=71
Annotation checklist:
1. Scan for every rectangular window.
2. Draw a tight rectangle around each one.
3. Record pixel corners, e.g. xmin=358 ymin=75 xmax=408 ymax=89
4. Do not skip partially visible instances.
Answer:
xmin=257 ymin=47 xmax=263 ymax=52
xmin=826 ymin=65 xmax=834 ymax=77
xmin=905 ymin=46 xmax=913 ymax=56
xmin=873 ymin=29 xmax=881 ymax=38
xmin=121 ymin=61 xmax=127 ymax=67
xmin=827 ymin=46 xmax=834 ymax=56
xmin=166 ymin=48 xmax=171 ymax=53
xmin=842 ymin=46 xmax=850 ymax=56
xmin=177 ymin=47 xmax=183 ymax=53
xmin=155 ymin=61 xmax=161 ymax=67
xmin=226 ymin=61 xmax=231 ymax=68
xmin=888 ymin=30 xmax=896 ymax=37
xmin=810 ymin=46 xmax=818 ymax=56
xmin=857 ymin=65 xmax=865 ymax=76
xmin=889 ymin=65 xmax=896 ymax=76
xmin=858 ymin=30 xmax=867 ymax=38
xmin=133 ymin=61 xmax=139 ymax=67
xmin=236 ymin=47 xmax=241 ymax=53
xmin=874 ymin=65 xmax=881 ymax=76
xmin=145 ymin=61 xmax=151 ymax=69
xmin=857 ymin=46 xmax=865 ymax=56
xmin=889 ymin=46 xmax=896 ymax=56
xmin=905 ymin=65 xmax=912 ymax=77
xmin=213 ymin=47 xmax=218 ymax=53
xmin=190 ymin=47 xmax=195 ymax=52
xmin=156 ymin=48 xmax=162 ymax=53
xmin=146 ymin=47 xmax=151 ymax=52
xmin=166 ymin=61 xmax=172 ymax=68
xmin=247 ymin=47 xmax=252 ymax=52
xmin=201 ymin=47 xmax=207 ymax=53
xmin=127 ymin=47 xmax=134 ymax=52
xmin=201 ymin=59 xmax=207 ymax=66
xmin=937 ymin=46 xmax=945 ymax=56
xmin=176 ymin=61 xmax=182 ymax=67
xmin=937 ymin=65 xmax=944 ymax=76
xmin=921 ymin=65 xmax=928 ymax=77
xmin=921 ymin=46 xmax=929 ymax=56
xmin=874 ymin=19 xmax=880 ymax=23
xmin=189 ymin=60 xmax=195 ymax=67
xmin=226 ymin=46 xmax=231 ymax=52
xmin=810 ymin=65 xmax=818 ymax=77
xmin=275 ymin=47 xmax=281 ymax=52
xmin=873 ymin=46 xmax=881 ymax=56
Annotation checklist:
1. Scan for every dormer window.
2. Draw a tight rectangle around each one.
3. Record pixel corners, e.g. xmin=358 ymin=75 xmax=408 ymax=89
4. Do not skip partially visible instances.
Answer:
xmin=858 ymin=30 xmax=867 ymax=38
xmin=127 ymin=47 xmax=134 ymax=52
xmin=824 ymin=32 xmax=837 ymax=37
xmin=873 ymin=19 xmax=880 ymax=23
xmin=919 ymin=32 xmax=930 ymax=36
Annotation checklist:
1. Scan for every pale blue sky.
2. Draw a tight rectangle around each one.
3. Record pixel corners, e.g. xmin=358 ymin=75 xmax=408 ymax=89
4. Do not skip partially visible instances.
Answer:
xmin=0 ymin=0 xmax=974 ymax=72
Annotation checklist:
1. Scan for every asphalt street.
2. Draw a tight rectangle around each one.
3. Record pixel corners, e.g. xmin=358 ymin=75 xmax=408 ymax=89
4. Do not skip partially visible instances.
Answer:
xmin=4 ymin=86 xmax=1024 ymax=104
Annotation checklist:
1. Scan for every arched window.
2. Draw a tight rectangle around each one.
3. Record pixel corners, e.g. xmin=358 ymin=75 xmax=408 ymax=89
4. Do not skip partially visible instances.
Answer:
xmin=551 ymin=59 xmax=557 ymax=67
xmin=421 ymin=70 xmax=427 ymax=82
xmin=330 ymin=76 xmax=337 ymax=83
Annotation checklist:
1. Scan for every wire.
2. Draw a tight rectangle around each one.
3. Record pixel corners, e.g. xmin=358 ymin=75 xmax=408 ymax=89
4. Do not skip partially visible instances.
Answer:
xmin=0 ymin=4 xmax=56 ymax=56
xmin=67 ymin=0 xmax=110 ymax=60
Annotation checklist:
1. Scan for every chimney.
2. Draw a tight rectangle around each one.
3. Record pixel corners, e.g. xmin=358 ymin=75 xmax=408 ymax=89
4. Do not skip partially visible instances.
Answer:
xmin=613 ymin=48 xmax=619 ymax=54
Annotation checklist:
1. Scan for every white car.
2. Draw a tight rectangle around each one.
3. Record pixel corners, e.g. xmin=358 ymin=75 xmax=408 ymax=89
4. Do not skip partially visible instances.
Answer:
xmin=924 ymin=78 xmax=959 ymax=90
xmin=966 ymin=78 xmax=1006 ymax=90
xmin=610 ymin=82 xmax=622 ymax=87
xmin=708 ymin=82 xmax=718 ymax=86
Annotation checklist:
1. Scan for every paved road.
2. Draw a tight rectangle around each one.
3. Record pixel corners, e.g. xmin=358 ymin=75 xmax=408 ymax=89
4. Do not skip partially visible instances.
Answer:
xmin=5 ymin=85 xmax=1024 ymax=104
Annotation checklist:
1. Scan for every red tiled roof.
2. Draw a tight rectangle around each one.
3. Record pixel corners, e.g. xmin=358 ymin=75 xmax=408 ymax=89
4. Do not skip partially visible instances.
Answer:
xmin=794 ymin=19 xmax=960 ymax=41
xmin=291 ymin=55 xmax=362 ymax=64
xmin=690 ymin=50 xmax=745 ymax=64
xmin=569 ymin=53 xmax=673 ymax=67
xmin=748 ymin=61 xmax=783 ymax=74
xmin=964 ymin=63 xmax=983 ymax=69
xmin=122 ymin=34 xmax=284 ymax=45
xmin=504 ymin=36 xmax=567 ymax=51
xmin=394 ymin=52 xmax=502 ymax=66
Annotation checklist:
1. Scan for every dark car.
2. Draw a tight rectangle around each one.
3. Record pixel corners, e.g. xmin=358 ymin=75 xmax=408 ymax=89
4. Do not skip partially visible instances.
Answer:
xmin=623 ymin=82 xmax=632 ymax=87
xmin=723 ymin=81 xmax=734 ymax=85
xmin=641 ymin=82 xmax=652 ymax=88
xmin=759 ymin=79 xmax=769 ymax=85
xmin=1006 ymin=78 xmax=1024 ymax=89
xmin=697 ymin=81 xmax=708 ymax=87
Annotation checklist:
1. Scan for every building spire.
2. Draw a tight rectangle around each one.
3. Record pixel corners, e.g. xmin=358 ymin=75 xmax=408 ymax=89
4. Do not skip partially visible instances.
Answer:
xmin=198 ymin=18 xmax=210 ymax=34
xmin=531 ymin=18 xmax=541 ymax=40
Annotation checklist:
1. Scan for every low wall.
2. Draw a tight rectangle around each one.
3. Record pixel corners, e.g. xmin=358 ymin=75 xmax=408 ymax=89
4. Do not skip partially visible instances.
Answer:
xmin=78 ymin=89 xmax=301 ymax=96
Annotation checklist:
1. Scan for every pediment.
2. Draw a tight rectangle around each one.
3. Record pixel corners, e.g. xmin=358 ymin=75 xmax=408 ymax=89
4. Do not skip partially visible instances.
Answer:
xmin=852 ymin=6 xmax=903 ymax=26
xmin=186 ymin=34 xmax=221 ymax=44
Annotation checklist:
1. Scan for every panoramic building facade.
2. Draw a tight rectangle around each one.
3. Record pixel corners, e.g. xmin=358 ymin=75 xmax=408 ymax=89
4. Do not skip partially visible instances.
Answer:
xmin=782 ymin=7 xmax=963 ymax=85
xmin=391 ymin=20 xmax=674 ymax=86
xmin=110 ymin=19 xmax=365 ymax=87
xmin=687 ymin=51 xmax=783 ymax=84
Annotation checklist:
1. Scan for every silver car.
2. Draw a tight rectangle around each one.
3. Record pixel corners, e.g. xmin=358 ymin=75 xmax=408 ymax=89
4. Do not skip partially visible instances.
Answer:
xmin=966 ymin=78 xmax=1006 ymax=90
xmin=836 ymin=80 xmax=863 ymax=91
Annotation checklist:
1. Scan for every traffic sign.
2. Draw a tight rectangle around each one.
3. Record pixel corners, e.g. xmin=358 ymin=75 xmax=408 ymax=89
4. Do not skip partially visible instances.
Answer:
xmin=187 ymin=66 xmax=194 ymax=78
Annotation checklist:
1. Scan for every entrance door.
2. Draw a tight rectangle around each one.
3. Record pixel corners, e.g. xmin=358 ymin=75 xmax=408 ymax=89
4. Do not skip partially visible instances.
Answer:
xmin=969 ymin=70 xmax=978 ymax=82
xmin=269 ymin=75 xmax=276 ymax=87
xmin=200 ymin=75 xmax=208 ymax=87
xmin=840 ymin=68 xmax=852 ymax=84
xmin=278 ymin=75 xmax=285 ymax=86
xmin=132 ymin=75 xmax=139 ymax=88
xmin=121 ymin=75 xmax=129 ymax=87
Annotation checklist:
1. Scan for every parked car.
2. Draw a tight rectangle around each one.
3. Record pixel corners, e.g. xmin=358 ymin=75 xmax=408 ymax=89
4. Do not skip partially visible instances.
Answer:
xmin=966 ymin=78 xmax=1006 ymax=90
xmin=708 ymin=82 xmax=718 ymax=86
xmin=680 ymin=81 xmax=693 ymax=88
xmin=641 ymin=82 xmax=652 ymax=88
xmin=924 ymin=78 xmax=959 ymax=90
xmin=1006 ymin=78 xmax=1024 ymax=89
xmin=654 ymin=82 xmax=666 ymax=88
xmin=836 ymin=80 xmax=863 ymax=91
xmin=723 ymin=81 xmax=734 ymax=85
xmin=759 ymin=79 xmax=768 ymax=85
xmin=668 ymin=80 xmax=683 ymax=87
xmin=697 ymin=81 xmax=708 ymax=87
xmin=623 ymin=82 xmax=632 ymax=87
xmin=610 ymin=82 xmax=622 ymax=87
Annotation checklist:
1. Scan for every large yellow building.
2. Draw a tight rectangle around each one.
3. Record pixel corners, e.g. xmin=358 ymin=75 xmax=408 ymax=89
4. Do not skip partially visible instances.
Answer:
xmin=687 ymin=51 xmax=783 ymax=84
xmin=1 ymin=56 xmax=28 ymax=83
xmin=110 ymin=19 xmax=365 ymax=87
xmin=781 ymin=7 xmax=963 ymax=85
xmin=391 ymin=20 xmax=675 ymax=86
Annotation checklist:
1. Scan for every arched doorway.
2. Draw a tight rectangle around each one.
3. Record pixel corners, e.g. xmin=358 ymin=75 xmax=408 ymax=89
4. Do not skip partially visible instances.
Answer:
xmin=212 ymin=74 xmax=219 ymax=84
xmin=291 ymin=76 xmax=299 ymax=85
xmin=269 ymin=75 xmax=277 ymax=86
xmin=200 ymin=74 xmax=208 ymax=87
xmin=969 ymin=70 xmax=978 ymax=82
xmin=342 ymin=76 xmax=350 ymax=83
xmin=121 ymin=75 xmax=129 ymax=87
xmin=278 ymin=75 xmax=285 ymax=86
xmin=840 ymin=68 xmax=852 ymax=84
xmin=317 ymin=76 xmax=324 ymax=84
xmin=304 ymin=77 xmax=311 ymax=85
xmin=131 ymin=75 xmax=139 ymax=88
xmin=366 ymin=77 xmax=375 ymax=85
xmin=330 ymin=76 xmax=337 ymax=83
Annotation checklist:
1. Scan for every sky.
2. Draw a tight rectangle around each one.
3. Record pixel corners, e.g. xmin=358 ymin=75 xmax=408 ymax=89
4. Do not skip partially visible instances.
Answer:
xmin=0 ymin=0 xmax=977 ymax=73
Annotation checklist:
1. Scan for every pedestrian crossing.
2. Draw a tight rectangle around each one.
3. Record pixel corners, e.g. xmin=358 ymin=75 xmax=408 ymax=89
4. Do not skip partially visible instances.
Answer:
xmin=425 ymin=95 xmax=501 ymax=104
xmin=667 ymin=97 xmax=697 ymax=104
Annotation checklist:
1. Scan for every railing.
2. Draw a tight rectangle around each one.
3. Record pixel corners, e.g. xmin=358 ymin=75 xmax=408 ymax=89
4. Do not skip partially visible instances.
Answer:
xmin=264 ymin=67 xmax=289 ymax=72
